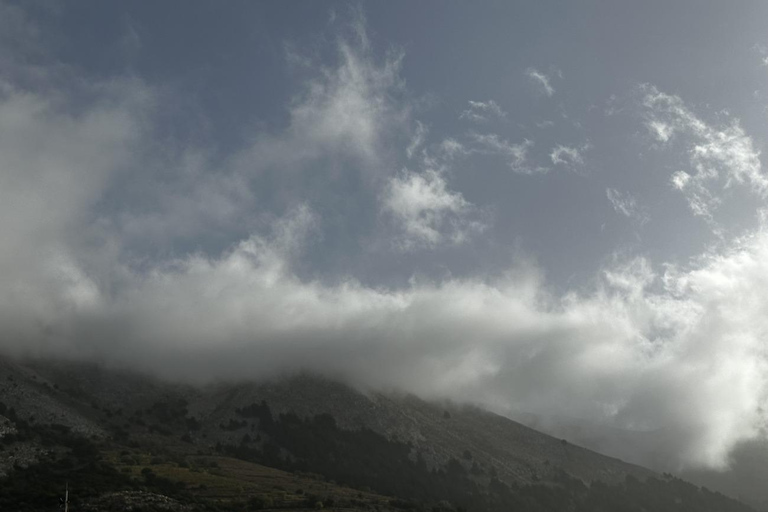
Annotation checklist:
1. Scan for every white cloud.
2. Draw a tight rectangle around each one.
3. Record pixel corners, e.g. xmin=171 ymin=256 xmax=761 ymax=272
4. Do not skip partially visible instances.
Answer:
xmin=439 ymin=138 xmax=466 ymax=159
xmin=234 ymin=27 xmax=409 ymax=177
xmin=642 ymin=85 xmax=767 ymax=221
xmin=120 ymin=19 xmax=414 ymax=248
xmin=550 ymin=143 xmax=590 ymax=168
xmin=753 ymin=43 xmax=768 ymax=66
xmin=383 ymin=168 xmax=484 ymax=249
xmin=606 ymin=188 xmax=650 ymax=225
xmin=459 ymin=99 xmax=507 ymax=123
xmin=287 ymin=39 xmax=406 ymax=165
xmin=406 ymin=120 xmax=428 ymax=159
xmin=525 ymin=68 xmax=555 ymax=97
xmin=648 ymin=121 xmax=674 ymax=142
xmin=0 ymin=81 xmax=156 ymax=351
xmin=388 ymin=117 xmax=485 ymax=250
xmin=470 ymin=133 xmax=548 ymax=174
xmin=670 ymin=170 xmax=691 ymax=190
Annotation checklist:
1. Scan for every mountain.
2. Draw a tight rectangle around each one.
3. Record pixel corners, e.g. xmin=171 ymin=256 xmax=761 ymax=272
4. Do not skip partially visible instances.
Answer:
xmin=0 ymin=356 xmax=756 ymax=512
xmin=510 ymin=411 xmax=768 ymax=511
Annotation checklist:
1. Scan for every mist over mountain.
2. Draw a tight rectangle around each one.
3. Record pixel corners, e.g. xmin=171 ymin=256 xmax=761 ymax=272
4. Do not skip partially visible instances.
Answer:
xmin=511 ymin=411 xmax=768 ymax=510
xmin=0 ymin=356 xmax=758 ymax=511
xmin=3 ymin=2 xmax=768 ymax=506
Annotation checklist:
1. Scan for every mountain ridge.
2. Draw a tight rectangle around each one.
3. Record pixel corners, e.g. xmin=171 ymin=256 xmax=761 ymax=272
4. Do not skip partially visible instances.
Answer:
xmin=0 ymin=356 xmax=756 ymax=512
xmin=1 ymin=358 xmax=655 ymax=485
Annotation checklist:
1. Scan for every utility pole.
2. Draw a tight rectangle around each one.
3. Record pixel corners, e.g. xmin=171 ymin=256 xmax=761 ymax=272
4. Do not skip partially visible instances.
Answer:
xmin=60 ymin=482 xmax=69 ymax=512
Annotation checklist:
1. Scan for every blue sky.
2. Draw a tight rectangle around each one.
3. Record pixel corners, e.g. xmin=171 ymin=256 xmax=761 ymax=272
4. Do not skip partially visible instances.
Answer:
xmin=4 ymin=1 xmax=768 ymax=472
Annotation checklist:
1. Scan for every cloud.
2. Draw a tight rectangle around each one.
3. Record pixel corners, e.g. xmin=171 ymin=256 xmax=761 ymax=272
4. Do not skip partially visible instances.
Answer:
xmin=7 ymin=198 xmax=768 ymax=472
xmin=383 ymin=168 xmax=485 ymax=250
xmin=233 ymin=20 xmax=409 ymax=178
xmin=525 ymin=68 xmax=555 ymax=97
xmin=459 ymin=99 xmax=507 ymax=123
xmin=406 ymin=121 xmax=428 ymax=159
xmin=670 ymin=170 xmax=691 ymax=190
xmin=0 ymin=78 xmax=156 ymax=353
xmin=641 ymin=85 xmax=767 ymax=222
xmin=606 ymin=188 xmax=650 ymax=225
xmin=438 ymin=138 xmax=466 ymax=159
xmin=390 ymin=113 xmax=485 ymax=250
xmin=550 ymin=143 xmax=590 ymax=168
xmin=753 ymin=43 xmax=768 ymax=66
xmin=114 ymin=15 xmax=415 ymax=252
xmin=470 ymin=133 xmax=548 ymax=174
xmin=416 ymin=137 xmax=468 ymax=172
xmin=647 ymin=120 xmax=675 ymax=143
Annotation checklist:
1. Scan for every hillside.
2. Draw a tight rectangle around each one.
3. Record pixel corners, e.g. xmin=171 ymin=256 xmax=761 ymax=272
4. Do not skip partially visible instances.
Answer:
xmin=0 ymin=356 xmax=757 ymax=512
xmin=512 ymin=410 xmax=768 ymax=511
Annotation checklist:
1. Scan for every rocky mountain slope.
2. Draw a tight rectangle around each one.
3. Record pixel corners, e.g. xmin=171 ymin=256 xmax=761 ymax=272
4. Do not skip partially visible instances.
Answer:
xmin=1 ymin=358 xmax=653 ymax=485
xmin=512 ymin=410 xmax=768 ymax=511
xmin=0 ymin=356 xmax=756 ymax=512
xmin=199 ymin=374 xmax=656 ymax=486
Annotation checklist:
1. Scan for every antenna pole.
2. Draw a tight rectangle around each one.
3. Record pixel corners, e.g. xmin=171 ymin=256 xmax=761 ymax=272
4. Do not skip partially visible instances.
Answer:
xmin=64 ymin=482 xmax=69 ymax=512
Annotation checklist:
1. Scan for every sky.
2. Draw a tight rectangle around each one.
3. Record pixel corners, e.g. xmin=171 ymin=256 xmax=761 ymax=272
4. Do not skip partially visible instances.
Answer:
xmin=4 ymin=0 xmax=768 ymax=473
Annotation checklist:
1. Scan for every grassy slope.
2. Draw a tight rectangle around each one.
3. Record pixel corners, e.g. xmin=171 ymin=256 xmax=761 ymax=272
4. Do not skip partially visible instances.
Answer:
xmin=110 ymin=452 xmax=394 ymax=510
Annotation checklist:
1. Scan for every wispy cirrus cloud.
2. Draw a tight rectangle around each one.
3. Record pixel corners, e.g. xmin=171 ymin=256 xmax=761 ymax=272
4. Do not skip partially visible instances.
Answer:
xmin=606 ymin=188 xmax=650 ymax=225
xmin=406 ymin=120 xmax=428 ymax=159
xmin=525 ymin=67 xmax=556 ymax=97
xmin=550 ymin=143 xmax=590 ymax=169
xmin=470 ymin=132 xmax=548 ymax=174
xmin=113 ymin=15 xmax=415 ymax=255
xmin=641 ymin=84 xmax=767 ymax=223
xmin=459 ymin=99 xmax=507 ymax=123
xmin=235 ymin=27 xmax=408 ymax=175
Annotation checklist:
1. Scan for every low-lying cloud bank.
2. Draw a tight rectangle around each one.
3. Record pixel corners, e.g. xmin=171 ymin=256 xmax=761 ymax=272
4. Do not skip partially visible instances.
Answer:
xmin=5 ymin=199 xmax=768 ymax=472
